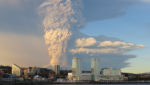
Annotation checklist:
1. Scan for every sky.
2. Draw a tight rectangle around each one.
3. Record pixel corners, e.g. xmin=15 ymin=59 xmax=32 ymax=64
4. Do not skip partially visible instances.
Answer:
xmin=0 ymin=0 xmax=150 ymax=73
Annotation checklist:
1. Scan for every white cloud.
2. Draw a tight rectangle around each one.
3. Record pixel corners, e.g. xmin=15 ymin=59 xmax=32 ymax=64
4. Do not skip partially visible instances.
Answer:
xmin=70 ymin=48 xmax=119 ymax=54
xmin=71 ymin=39 xmax=145 ymax=54
xmin=136 ymin=44 xmax=146 ymax=48
xmin=99 ymin=41 xmax=128 ymax=47
xmin=76 ymin=37 xmax=96 ymax=47
xmin=99 ymin=41 xmax=144 ymax=49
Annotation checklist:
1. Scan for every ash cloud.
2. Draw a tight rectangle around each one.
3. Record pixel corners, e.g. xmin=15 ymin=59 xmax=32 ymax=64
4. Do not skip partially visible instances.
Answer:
xmin=39 ymin=0 xmax=84 ymax=66
xmin=0 ymin=0 xmax=146 ymax=69
xmin=0 ymin=0 xmax=144 ymax=34
xmin=39 ymin=0 xmax=145 ymax=69
xmin=0 ymin=0 xmax=139 ymax=34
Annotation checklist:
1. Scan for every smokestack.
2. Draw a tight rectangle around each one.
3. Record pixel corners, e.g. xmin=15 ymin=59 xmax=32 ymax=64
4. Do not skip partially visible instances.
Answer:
xmin=91 ymin=58 xmax=100 ymax=81
xmin=72 ymin=57 xmax=81 ymax=80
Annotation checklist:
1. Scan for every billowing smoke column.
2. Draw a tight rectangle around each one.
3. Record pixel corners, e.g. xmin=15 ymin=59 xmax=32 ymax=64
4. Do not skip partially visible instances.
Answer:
xmin=40 ymin=0 xmax=84 ymax=66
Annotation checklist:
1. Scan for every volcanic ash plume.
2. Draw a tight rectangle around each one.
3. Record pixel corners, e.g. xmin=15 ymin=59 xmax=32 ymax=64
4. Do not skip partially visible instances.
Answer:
xmin=40 ymin=0 xmax=84 ymax=66
xmin=44 ymin=29 xmax=71 ymax=66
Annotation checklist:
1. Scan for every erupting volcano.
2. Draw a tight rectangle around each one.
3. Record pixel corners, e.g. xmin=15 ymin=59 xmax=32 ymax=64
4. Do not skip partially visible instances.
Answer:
xmin=40 ymin=0 xmax=84 ymax=66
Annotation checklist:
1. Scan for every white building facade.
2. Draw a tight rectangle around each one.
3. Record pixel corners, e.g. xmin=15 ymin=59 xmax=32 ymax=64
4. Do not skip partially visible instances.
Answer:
xmin=12 ymin=64 xmax=22 ymax=76
xmin=101 ymin=68 xmax=123 ymax=80
xmin=72 ymin=57 xmax=81 ymax=80
xmin=91 ymin=58 xmax=100 ymax=81
xmin=68 ymin=57 xmax=123 ymax=81
xmin=53 ymin=65 xmax=60 ymax=76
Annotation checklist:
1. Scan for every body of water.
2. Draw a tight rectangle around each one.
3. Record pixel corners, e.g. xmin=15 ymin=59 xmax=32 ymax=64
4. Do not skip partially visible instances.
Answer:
xmin=47 ymin=84 xmax=150 ymax=85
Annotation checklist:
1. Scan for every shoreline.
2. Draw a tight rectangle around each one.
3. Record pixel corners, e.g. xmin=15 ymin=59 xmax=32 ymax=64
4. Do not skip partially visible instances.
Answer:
xmin=1 ymin=81 xmax=150 ymax=85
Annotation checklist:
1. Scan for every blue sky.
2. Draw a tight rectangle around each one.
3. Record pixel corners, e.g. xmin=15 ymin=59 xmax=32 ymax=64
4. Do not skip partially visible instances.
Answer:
xmin=81 ymin=2 xmax=150 ymax=73
xmin=0 ymin=0 xmax=149 ymax=73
